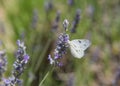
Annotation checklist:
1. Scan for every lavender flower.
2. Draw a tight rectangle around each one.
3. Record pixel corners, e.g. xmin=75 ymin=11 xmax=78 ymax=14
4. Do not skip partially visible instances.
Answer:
xmin=54 ymin=33 xmax=69 ymax=60
xmin=48 ymin=19 xmax=69 ymax=66
xmin=67 ymin=0 xmax=74 ymax=6
xmin=63 ymin=19 xmax=69 ymax=31
xmin=71 ymin=9 xmax=81 ymax=33
xmin=48 ymin=33 xmax=69 ymax=66
xmin=48 ymin=55 xmax=54 ymax=65
xmin=31 ymin=9 xmax=38 ymax=29
xmin=44 ymin=0 xmax=53 ymax=13
xmin=52 ymin=11 xmax=60 ymax=31
xmin=3 ymin=78 xmax=11 ymax=85
xmin=0 ymin=50 xmax=7 ymax=81
xmin=3 ymin=77 xmax=22 ymax=86
xmin=85 ymin=5 xmax=95 ymax=18
xmin=3 ymin=40 xmax=29 ymax=86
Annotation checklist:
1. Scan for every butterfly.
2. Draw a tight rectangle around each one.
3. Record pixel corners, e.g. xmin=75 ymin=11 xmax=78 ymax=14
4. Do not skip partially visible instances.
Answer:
xmin=68 ymin=39 xmax=91 ymax=58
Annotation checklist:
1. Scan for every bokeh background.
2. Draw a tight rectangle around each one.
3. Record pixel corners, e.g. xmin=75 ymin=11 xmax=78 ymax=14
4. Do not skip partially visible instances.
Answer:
xmin=0 ymin=0 xmax=120 ymax=86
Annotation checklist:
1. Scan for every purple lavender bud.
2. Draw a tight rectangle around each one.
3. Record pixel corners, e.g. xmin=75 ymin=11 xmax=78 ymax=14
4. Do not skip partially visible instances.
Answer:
xmin=54 ymin=52 xmax=59 ymax=59
xmin=13 ymin=62 xmax=23 ymax=72
xmin=52 ymin=11 xmax=61 ymax=31
xmin=67 ymin=0 xmax=74 ymax=6
xmin=3 ymin=77 xmax=23 ymax=86
xmin=48 ymin=55 xmax=54 ymax=64
xmin=17 ymin=40 xmax=26 ymax=50
xmin=71 ymin=9 xmax=81 ymax=33
xmin=44 ymin=0 xmax=53 ymax=12
xmin=0 ymin=50 xmax=7 ymax=80
xmin=31 ymin=9 xmax=38 ymax=29
xmin=63 ymin=19 xmax=69 ymax=31
xmin=55 ymin=11 xmax=60 ymax=23
xmin=23 ymin=54 xmax=29 ymax=64
xmin=17 ymin=40 xmax=21 ymax=46
xmin=20 ymin=32 xmax=25 ymax=40
xmin=64 ymin=34 xmax=69 ymax=42
xmin=57 ymin=62 xmax=63 ymax=67
xmin=3 ymin=78 xmax=11 ymax=85
xmin=15 ymin=78 xmax=23 ymax=86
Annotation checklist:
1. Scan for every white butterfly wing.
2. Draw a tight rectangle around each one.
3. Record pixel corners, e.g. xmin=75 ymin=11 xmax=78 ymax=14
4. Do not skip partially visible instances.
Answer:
xmin=69 ymin=44 xmax=84 ymax=58
xmin=68 ymin=39 xmax=91 ymax=58
xmin=70 ymin=39 xmax=91 ymax=50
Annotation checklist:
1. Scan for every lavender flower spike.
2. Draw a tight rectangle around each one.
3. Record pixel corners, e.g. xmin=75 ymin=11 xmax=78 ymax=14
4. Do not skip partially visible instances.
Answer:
xmin=0 ymin=50 xmax=7 ymax=81
xmin=31 ymin=9 xmax=38 ymax=29
xmin=44 ymin=0 xmax=53 ymax=13
xmin=67 ymin=0 xmax=74 ymax=6
xmin=52 ymin=11 xmax=61 ymax=31
xmin=3 ymin=40 xmax=30 ymax=86
xmin=63 ymin=19 xmax=69 ymax=31
xmin=71 ymin=9 xmax=81 ymax=33
xmin=48 ymin=33 xmax=69 ymax=66
xmin=48 ymin=19 xmax=70 ymax=66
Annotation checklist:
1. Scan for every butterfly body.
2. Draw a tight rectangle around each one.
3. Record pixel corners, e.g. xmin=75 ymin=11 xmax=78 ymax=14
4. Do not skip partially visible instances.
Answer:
xmin=68 ymin=39 xmax=91 ymax=58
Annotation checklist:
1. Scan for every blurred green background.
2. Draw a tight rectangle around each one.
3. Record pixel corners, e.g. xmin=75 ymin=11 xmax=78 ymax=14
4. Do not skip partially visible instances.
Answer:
xmin=0 ymin=0 xmax=120 ymax=86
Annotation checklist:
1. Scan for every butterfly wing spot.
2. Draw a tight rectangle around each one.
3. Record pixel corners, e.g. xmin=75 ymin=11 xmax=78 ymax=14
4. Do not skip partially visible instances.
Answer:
xmin=78 ymin=40 xmax=81 ymax=43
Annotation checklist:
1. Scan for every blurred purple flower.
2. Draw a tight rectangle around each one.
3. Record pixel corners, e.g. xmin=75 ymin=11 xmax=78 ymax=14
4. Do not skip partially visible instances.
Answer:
xmin=31 ymin=9 xmax=38 ymax=29
xmin=71 ymin=9 xmax=81 ymax=33
xmin=57 ymin=62 xmax=63 ymax=67
xmin=67 ymin=0 xmax=74 ymax=6
xmin=3 ymin=78 xmax=11 ymax=85
xmin=44 ymin=0 xmax=53 ymax=12
xmin=0 ymin=50 xmax=7 ymax=80
xmin=52 ymin=11 xmax=61 ymax=31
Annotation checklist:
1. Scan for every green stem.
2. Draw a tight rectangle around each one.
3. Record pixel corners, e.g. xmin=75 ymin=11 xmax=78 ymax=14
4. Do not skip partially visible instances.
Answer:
xmin=39 ymin=71 xmax=49 ymax=86
xmin=35 ymin=38 xmax=52 ymax=72
xmin=38 ymin=66 xmax=55 ymax=86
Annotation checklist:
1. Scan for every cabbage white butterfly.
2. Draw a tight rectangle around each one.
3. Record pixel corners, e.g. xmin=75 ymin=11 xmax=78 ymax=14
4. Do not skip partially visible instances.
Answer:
xmin=68 ymin=39 xmax=91 ymax=58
